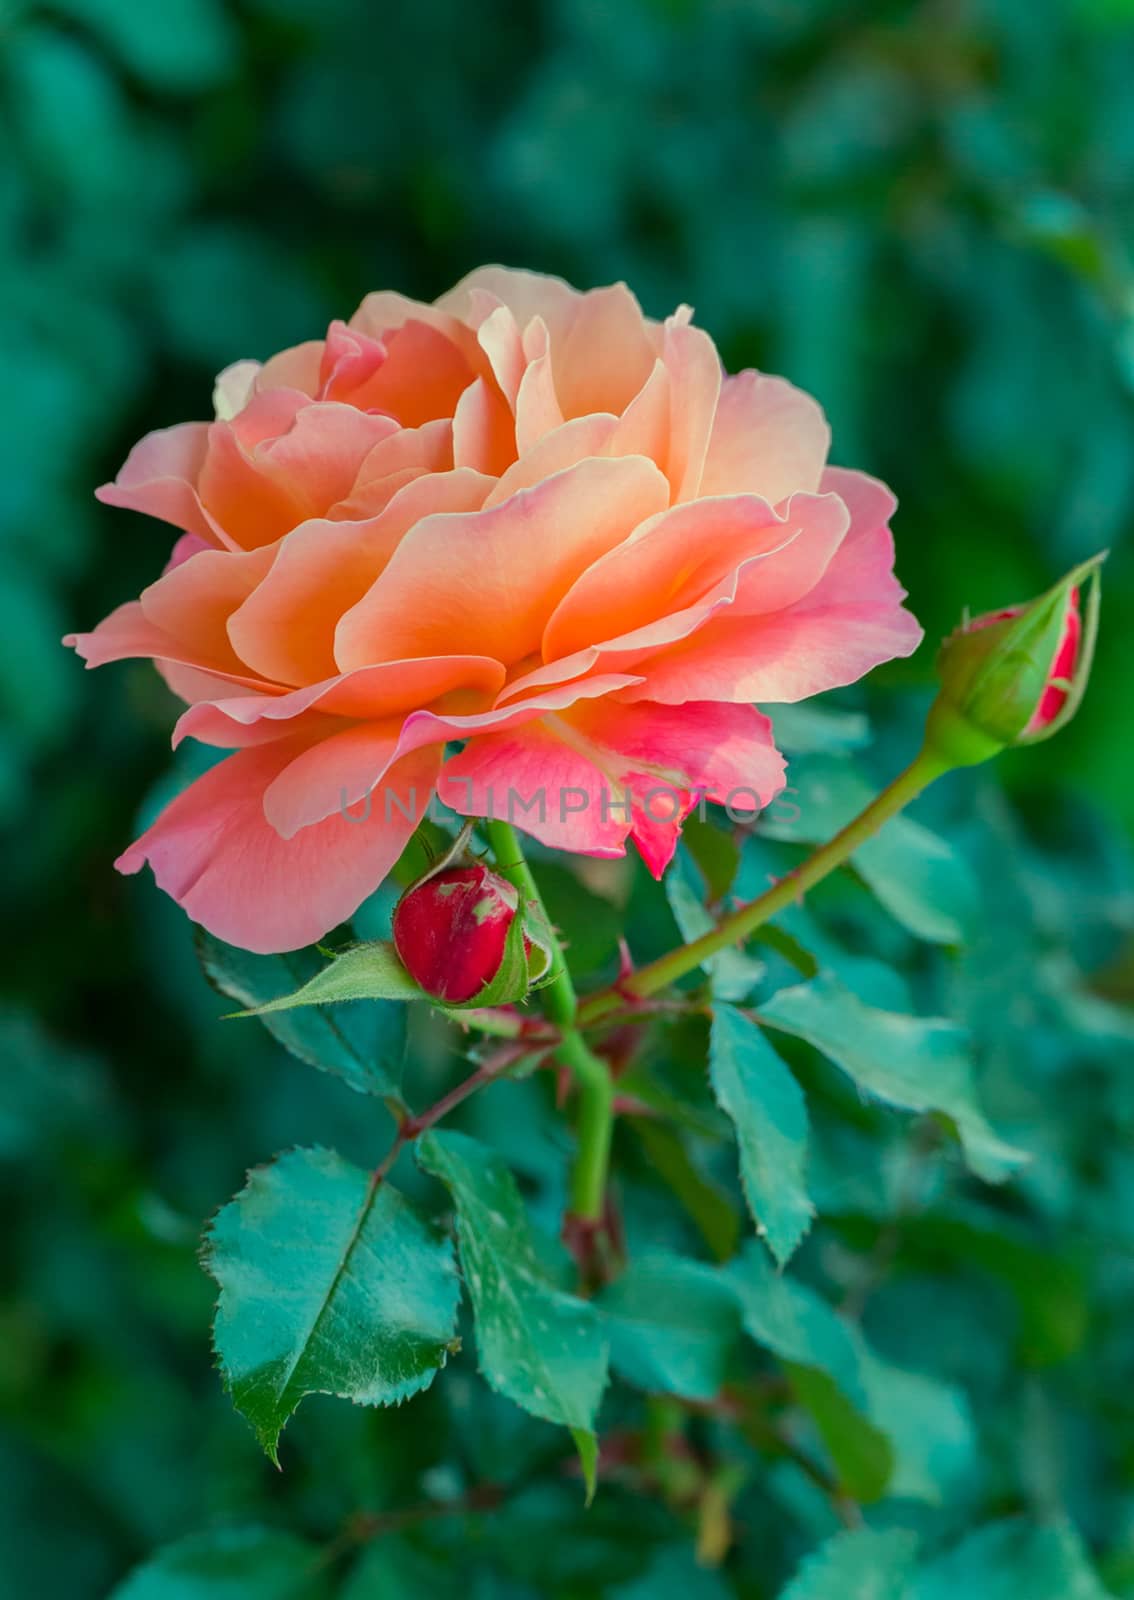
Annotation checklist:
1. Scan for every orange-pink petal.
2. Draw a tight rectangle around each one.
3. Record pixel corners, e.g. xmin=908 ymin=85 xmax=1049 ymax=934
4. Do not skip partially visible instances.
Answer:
xmin=96 ymin=423 xmax=219 ymax=545
xmin=700 ymin=372 xmax=830 ymax=503
xmin=226 ymin=468 xmax=493 ymax=685
xmin=334 ymin=455 xmax=670 ymax=669
xmin=116 ymin=738 xmax=441 ymax=953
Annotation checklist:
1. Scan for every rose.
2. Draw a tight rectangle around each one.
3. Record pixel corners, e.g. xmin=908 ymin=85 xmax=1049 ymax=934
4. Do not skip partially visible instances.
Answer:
xmin=66 ymin=266 xmax=922 ymax=953
xmin=927 ymin=556 xmax=1102 ymax=767
xmin=392 ymin=863 xmax=538 ymax=1006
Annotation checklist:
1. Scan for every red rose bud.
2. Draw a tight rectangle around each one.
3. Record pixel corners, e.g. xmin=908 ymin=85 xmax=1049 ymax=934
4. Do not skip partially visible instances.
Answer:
xmin=926 ymin=553 xmax=1103 ymax=768
xmin=393 ymin=863 xmax=528 ymax=1005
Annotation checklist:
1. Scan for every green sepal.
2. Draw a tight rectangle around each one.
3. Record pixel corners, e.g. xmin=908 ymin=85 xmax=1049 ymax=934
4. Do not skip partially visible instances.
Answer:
xmin=225 ymin=940 xmax=422 ymax=1017
xmin=928 ymin=552 xmax=1104 ymax=766
xmin=439 ymin=900 xmax=531 ymax=1009
xmin=434 ymin=893 xmax=556 ymax=1011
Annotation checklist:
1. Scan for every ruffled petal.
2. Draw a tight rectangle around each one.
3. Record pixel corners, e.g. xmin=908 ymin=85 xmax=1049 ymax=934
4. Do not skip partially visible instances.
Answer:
xmin=66 ymin=545 xmax=277 ymax=689
xmin=116 ymin=738 xmax=441 ymax=952
xmin=451 ymin=377 xmax=518 ymax=476
xmin=96 ymin=423 xmax=219 ymax=545
xmin=623 ymin=468 xmax=923 ymax=705
xmin=543 ymin=490 xmax=848 ymax=663
xmin=226 ymin=468 xmax=493 ymax=685
xmin=485 ymin=414 xmax=619 ymax=507
xmin=334 ymin=455 xmax=670 ymax=669
xmin=660 ymin=314 xmax=722 ymax=502
xmin=439 ymin=698 xmax=784 ymax=874
xmin=173 ymin=654 xmax=506 ymax=750
xmin=436 ymin=266 xmax=580 ymax=345
xmin=338 ymin=319 xmax=477 ymax=425
xmin=700 ymin=371 xmax=830 ymax=503
xmin=513 ymin=317 xmax=565 ymax=454
xmin=554 ymin=283 xmax=658 ymax=420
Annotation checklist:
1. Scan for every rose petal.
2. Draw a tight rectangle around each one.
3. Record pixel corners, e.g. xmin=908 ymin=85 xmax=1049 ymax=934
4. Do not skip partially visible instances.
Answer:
xmin=437 ymin=266 xmax=580 ymax=346
xmin=334 ymin=455 xmax=670 ymax=669
xmin=96 ymin=423 xmax=219 ymax=545
xmin=116 ymin=738 xmax=441 ymax=953
xmin=622 ymin=469 xmax=922 ymax=705
xmin=700 ymin=371 xmax=830 ymax=503
xmin=140 ymin=544 xmax=277 ymax=671
xmin=608 ymin=359 xmax=671 ymax=470
xmin=173 ymin=654 xmax=506 ymax=750
xmin=226 ymin=468 xmax=493 ymax=685
xmin=339 ymin=319 xmax=477 ymax=425
xmin=554 ymin=283 xmax=658 ymax=420
xmin=476 ymin=304 xmax=527 ymax=407
xmin=452 ymin=377 xmax=518 ymax=476
xmin=64 ymin=600 xmax=274 ymax=695
xmin=661 ymin=315 xmax=722 ymax=502
xmin=485 ymin=414 xmax=619 ymax=507
xmin=543 ymin=490 xmax=848 ymax=663
xmin=514 ymin=317 xmax=565 ymax=454
xmin=439 ymin=698 xmax=784 ymax=874
xmin=199 ymin=398 xmax=400 ymax=549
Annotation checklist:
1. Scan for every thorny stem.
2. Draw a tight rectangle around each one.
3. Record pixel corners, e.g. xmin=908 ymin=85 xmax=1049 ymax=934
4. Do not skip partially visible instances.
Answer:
xmin=576 ymin=746 xmax=948 ymax=1028
xmin=442 ymin=753 xmax=946 ymax=1214
xmin=483 ymin=819 xmax=615 ymax=1223
xmin=373 ymin=1044 xmax=527 ymax=1186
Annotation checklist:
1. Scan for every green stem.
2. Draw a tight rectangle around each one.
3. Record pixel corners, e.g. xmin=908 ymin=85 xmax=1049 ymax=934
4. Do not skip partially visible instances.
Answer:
xmin=484 ymin=819 xmax=614 ymax=1221
xmin=577 ymin=745 xmax=948 ymax=1028
xmin=483 ymin=819 xmax=576 ymax=1025
xmin=558 ymin=1029 xmax=615 ymax=1220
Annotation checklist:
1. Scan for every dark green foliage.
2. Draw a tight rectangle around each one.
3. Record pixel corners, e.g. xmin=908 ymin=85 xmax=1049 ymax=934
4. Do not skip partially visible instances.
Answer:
xmin=204 ymin=1147 xmax=461 ymax=1460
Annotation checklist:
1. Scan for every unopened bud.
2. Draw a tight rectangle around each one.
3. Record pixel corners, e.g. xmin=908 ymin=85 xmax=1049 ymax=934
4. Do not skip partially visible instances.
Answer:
xmin=392 ymin=862 xmax=553 ymax=1007
xmin=926 ymin=553 xmax=1103 ymax=768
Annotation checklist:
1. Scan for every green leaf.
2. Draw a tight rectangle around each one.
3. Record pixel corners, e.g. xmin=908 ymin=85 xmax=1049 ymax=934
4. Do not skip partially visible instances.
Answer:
xmin=857 ymin=1344 xmax=975 ymax=1505
xmin=725 ymin=1244 xmax=892 ymax=1500
xmin=906 ymin=1212 xmax=1088 ymax=1366
xmin=108 ymin=1527 xmax=330 ymax=1600
xmin=779 ymin=1527 xmax=919 ymax=1599
xmin=572 ymin=1425 xmax=599 ymax=1506
xmin=709 ymin=1004 xmax=814 ymax=1265
xmin=727 ymin=1244 xmax=972 ymax=1505
xmin=788 ymin=1365 xmax=894 ymax=1503
xmin=912 ymin=1518 xmax=1113 ymax=1600
xmin=726 ymin=1241 xmax=895 ymax=1504
xmin=597 ymin=1253 xmax=742 ymax=1402
xmin=197 ymin=932 xmax=407 ymax=1098
xmin=203 ymin=1148 xmax=460 ymax=1461
xmin=725 ymin=1242 xmax=866 ymax=1406
xmin=225 ymin=940 xmax=422 ymax=1016
xmin=758 ymin=974 xmax=1028 ymax=1183
xmin=418 ymin=1130 xmax=608 ymax=1436
xmin=760 ymin=756 xmax=978 ymax=945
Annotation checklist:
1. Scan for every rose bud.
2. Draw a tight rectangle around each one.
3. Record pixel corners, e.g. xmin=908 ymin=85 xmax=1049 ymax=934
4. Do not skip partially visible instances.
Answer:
xmin=926 ymin=553 xmax=1104 ymax=768
xmin=393 ymin=863 xmax=550 ymax=1007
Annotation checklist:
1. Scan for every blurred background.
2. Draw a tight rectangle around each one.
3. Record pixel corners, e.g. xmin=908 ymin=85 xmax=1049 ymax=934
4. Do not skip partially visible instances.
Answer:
xmin=2 ymin=0 xmax=1134 ymax=1594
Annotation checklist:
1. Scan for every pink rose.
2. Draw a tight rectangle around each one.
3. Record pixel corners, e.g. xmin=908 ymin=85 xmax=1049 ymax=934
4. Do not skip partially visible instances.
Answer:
xmin=67 ymin=267 xmax=922 ymax=952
